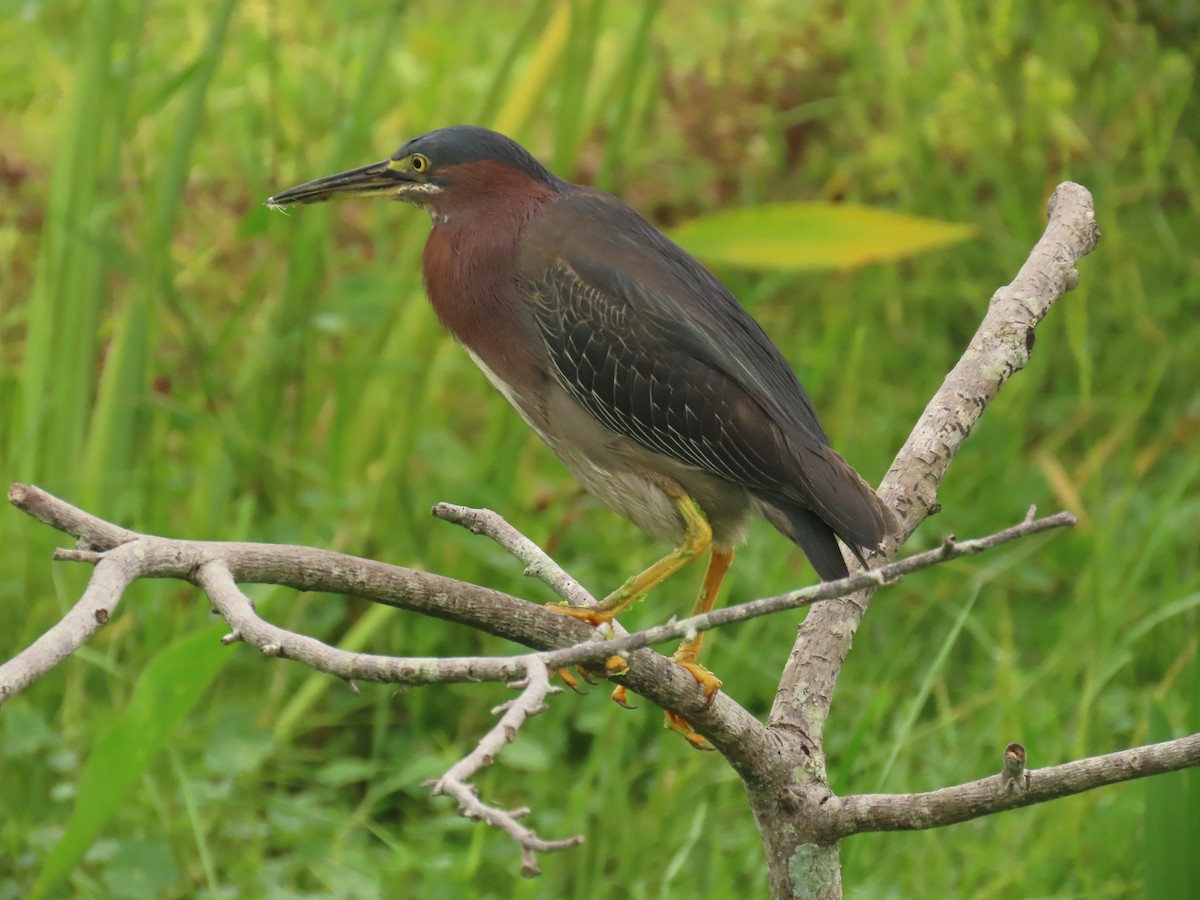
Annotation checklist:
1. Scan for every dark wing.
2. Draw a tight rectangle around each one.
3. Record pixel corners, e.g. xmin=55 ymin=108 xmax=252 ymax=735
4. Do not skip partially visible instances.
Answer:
xmin=518 ymin=190 xmax=892 ymax=551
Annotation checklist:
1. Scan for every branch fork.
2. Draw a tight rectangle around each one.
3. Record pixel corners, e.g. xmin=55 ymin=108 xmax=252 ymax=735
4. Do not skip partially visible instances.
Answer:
xmin=6 ymin=182 xmax=1194 ymax=898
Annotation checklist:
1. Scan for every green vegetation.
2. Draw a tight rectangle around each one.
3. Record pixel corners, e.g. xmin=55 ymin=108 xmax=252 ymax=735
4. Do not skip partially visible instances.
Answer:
xmin=2 ymin=0 xmax=1197 ymax=896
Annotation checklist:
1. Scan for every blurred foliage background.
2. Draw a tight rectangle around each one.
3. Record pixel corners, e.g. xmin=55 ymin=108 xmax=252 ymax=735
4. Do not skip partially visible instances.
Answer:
xmin=2 ymin=0 xmax=1199 ymax=897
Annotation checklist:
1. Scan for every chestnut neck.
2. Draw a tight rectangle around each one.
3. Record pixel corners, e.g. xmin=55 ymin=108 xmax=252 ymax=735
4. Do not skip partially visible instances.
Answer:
xmin=425 ymin=160 xmax=561 ymax=227
xmin=420 ymin=162 xmax=561 ymax=377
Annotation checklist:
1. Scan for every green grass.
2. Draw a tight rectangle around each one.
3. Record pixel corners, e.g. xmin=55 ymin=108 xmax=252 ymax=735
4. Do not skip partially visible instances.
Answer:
xmin=2 ymin=0 xmax=1198 ymax=897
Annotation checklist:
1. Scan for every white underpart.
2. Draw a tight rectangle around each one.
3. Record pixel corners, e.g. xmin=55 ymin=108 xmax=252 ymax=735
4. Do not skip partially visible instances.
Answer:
xmin=464 ymin=348 xmax=545 ymax=437
xmin=464 ymin=347 xmax=699 ymax=547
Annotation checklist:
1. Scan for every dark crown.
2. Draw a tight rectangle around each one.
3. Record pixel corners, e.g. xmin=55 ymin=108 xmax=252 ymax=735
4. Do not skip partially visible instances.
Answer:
xmin=396 ymin=126 xmax=559 ymax=185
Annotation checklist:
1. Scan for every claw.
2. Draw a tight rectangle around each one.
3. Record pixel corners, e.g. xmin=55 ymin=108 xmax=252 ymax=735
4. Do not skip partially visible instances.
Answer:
xmin=556 ymin=668 xmax=587 ymax=694
xmin=611 ymin=685 xmax=637 ymax=710
xmin=578 ymin=667 xmax=599 ymax=686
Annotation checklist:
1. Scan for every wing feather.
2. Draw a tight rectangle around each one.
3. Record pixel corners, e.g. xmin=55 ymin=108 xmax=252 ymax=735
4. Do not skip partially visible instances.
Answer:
xmin=518 ymin=191 xmax=895 ymax=550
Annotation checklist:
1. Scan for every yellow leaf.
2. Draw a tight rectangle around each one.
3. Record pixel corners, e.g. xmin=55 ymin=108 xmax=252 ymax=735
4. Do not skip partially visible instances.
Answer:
xmin=668 ymin=202 xmax=978 ymax=272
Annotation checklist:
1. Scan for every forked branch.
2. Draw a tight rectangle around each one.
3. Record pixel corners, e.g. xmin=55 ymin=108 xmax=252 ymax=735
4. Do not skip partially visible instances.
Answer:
xmin=827 ymin=734 xmax=1200 ymax=839
xmin=428 ymin=656 xmax=585 ymax=877
xmin=8 ymin=181 xmax=1184 ymax=897
xmin=4 ymin=484 xmax=1077 ymax=871
xmin=195 ymin=559 xmax=583 ymax=873
xmin=772 ymin=182 xmax=1103 ymax=741
xmin=3 ymin=485 xmax=1073 ymax=702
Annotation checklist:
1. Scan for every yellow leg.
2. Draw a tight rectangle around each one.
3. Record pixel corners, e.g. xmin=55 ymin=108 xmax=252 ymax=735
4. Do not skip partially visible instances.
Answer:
xmin=547 ymin=491 xmax=712 ymax=626
xmin=663 ymin=547 xmax=734 ymax=746
xmin=545 ymin=490 xmax=723 ymax=744
xmin=674 ymin=546 xmax=735 ymax=667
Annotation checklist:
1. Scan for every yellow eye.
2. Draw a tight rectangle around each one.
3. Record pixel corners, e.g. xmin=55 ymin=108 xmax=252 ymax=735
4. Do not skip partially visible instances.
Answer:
xmin=411 ymin=154 xmax=430 ymax=173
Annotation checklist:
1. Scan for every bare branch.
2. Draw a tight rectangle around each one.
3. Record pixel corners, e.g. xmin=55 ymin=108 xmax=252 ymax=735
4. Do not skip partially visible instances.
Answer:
xmin=10 ymin=483 xmax=598 ymax=656
xmin=6 ymin=484 xmax=1071 ymax=708
xmin=0 ymin=542 xmax=137 ymax=702
xmin=432 ymin=502 xmax=596 ymax=608
xmin=8 ymin=482 xmax=136 ymax=549
xmin=771 ymin=182 xmax=1102 ymax=741
xmin=750 ymin=184 xmax=1103 ymax=898
xmin=3 ymin=543 xmax=582 ymax=868
xmin=6 ymin=481 xmax=1080 ymax=804
xmin=429 ymin=657 xmax=585 ymax=875
xmin=5 ymin=484 xmax=776 ymax=780
xmin=193 ymin=559 xmax=533 ymax=686
xmin=828 ymin=733 xmax=1200 ymax=838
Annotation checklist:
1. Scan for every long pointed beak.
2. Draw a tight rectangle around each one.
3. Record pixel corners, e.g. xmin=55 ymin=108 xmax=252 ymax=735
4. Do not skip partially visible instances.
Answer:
xmin=265 ymin=159 xmax=411 ymax=208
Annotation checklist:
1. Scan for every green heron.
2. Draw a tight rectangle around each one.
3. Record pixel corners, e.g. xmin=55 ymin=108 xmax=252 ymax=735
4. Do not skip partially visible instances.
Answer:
xmin=267 ymin=126 xmax=896 ymax=745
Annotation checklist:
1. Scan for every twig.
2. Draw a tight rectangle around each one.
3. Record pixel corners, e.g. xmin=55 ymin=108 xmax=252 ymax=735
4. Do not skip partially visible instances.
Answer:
xmin=428 ymin=657 xmax=584 ymax=876
xmin=0 ymin=543 xmax=137 ymax=702
xmin=432 ymin=502 xmax=596 ymax=607
xmin=828 ymin=733 xmax=1200 ymax=838
xmin=8 ymin=483 xmax=598 ymax=657
xmin=432 ymin=503 xmax=630 ymax=639
xmin=539 ymin=509 xmax=1075 ymax=671
xmin=200 ymin=554 xmax=585 ymax=870
xmin=192 ymin=559 xmax=533 ymax=685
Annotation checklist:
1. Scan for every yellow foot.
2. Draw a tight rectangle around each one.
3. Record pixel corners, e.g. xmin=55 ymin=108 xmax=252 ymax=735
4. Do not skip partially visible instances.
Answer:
xmin=664 ymin=711 xmax=714 ymax=751
xmin=661 ymin=662 xmax=721 ymax=750
xmin=604 ymin=655 xmax=629 ymax=677
xmin=544 ymin=602 xmax=615 ymax=627
xmin=675 ymin=660 xmax=723 ymax=711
